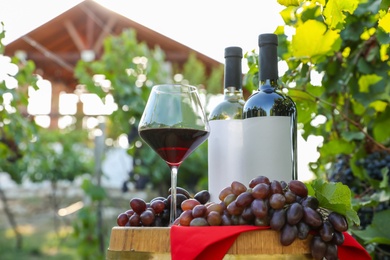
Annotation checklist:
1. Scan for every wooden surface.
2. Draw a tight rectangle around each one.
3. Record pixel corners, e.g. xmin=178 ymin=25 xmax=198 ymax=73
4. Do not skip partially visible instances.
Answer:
xmin=107 ymin=227 xmax=312 ymax=259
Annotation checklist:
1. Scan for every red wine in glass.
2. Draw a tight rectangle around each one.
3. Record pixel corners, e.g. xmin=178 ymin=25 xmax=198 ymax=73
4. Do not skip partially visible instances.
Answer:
xmin=138 ymin=84 xmax=209 ymax=224
xmin=139 ymin=128 xmax=209 ymax=167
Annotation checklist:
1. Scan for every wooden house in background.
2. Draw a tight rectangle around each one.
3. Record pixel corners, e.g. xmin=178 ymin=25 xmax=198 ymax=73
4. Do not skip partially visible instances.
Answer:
xmin=4 ymin=0 xmax=220 ymax=128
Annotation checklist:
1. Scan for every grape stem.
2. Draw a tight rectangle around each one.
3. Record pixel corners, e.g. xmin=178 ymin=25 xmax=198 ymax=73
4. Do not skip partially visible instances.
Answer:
xmin=317 ymin=207 xmax=331 ymax=220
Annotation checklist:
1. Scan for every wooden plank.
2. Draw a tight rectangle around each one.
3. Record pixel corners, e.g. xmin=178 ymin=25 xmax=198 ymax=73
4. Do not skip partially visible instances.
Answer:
xmin=108 ymin=227 xmax=312 ymax=256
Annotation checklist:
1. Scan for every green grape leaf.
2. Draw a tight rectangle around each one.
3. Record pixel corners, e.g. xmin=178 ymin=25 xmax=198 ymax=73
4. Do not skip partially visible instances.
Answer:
xmin=80 ymin=179 xmax=106 ymax=201
xmin=358 ymin=74 xmax=382 ymax=93
xmin=310 ymin=179 xmax=360 ymax=226
xmin=379 ymin=169 xmax=389 ymax=189
xmin=277 ymin=0 xmax=300 ymax=7
xmin=352 ymin=210 xmax=390 ymax=245
xmin=292 ymin=20 xmax=339 ymax=63
xmin=320 ymin=139 xmax=355 ymax=157
xmin=369 ymin=100 xmax=388 ymax=112
xmin=351 ymin=100 xmax=366 ymax=116
xmin=323 ymin=0 xmax=360 ymax=28
xmin=341 ymin=131 xmax=365 ymax=142
xmin=280 ymin=6 xmax=298 ymax=25
xmin=373 ymin=108 xmax=390 ymax=143
xmin=379 ymin=12 xmax=390 ymax=33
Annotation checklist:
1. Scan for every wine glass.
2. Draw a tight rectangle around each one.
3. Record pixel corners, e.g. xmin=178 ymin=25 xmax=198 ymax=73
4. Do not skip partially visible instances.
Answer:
xmin=138 ymin=84 xmax=210 ymax=224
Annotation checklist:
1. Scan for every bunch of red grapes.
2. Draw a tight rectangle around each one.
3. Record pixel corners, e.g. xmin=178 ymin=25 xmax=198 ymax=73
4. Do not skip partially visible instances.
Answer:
xmin=116 ymin=187 xmax=209 ymax=228
xmin=116 ymin=176 xmax=348 ymax=260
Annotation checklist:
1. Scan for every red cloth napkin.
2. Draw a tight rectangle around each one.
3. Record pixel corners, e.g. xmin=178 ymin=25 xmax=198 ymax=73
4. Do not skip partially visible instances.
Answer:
xmin=170 ymin=225 xmax=372 ymax=260
xmin=340 ymin=232 xmax=372 ymax=260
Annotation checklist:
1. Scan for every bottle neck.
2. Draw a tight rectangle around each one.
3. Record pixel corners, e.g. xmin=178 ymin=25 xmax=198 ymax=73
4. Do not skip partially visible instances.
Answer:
xmin=224 ymin=56 xmax=242 ymax=90
xmin=259 ymin=43 xmax=278 ymax=87
xmin=223 ymin=86 xmax=244 ymax=100
xmin=259 ymin=79 xmax=279 ymax=91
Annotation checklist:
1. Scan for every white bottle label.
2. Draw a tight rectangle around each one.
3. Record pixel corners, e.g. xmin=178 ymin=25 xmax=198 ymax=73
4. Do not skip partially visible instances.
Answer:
xmin=208 ymin=117 xmax=293 ymax=202
xmin=242 ymin=117 xmax=293 ymax=185
xmin=208 ymin=120 xmax=244 ymax=202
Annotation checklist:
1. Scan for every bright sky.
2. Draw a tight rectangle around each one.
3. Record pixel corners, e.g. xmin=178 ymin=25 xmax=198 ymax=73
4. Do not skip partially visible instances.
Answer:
xmin=0 ymin=0 xmax=284 ymax=64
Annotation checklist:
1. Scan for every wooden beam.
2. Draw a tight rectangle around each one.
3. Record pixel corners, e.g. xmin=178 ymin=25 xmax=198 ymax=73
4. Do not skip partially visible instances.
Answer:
xmin=22 ymin=36 xmax=74 ymax=72
xmin=93 ymin=16 xmax=117 ymax=53
xmin=86 ymin=14 xmax=94 ymax=49
xmin=26 ymin=51 xmax=80 ymax=62
xmin=79 ymin=4 xmax=116 ymax=53
xmin=64 ymin=20 xmax=85 ymax=51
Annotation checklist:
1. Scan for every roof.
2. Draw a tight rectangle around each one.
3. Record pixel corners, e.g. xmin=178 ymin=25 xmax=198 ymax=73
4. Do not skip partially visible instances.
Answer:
xmin=4 ymin=0 xmax=221 ymax=89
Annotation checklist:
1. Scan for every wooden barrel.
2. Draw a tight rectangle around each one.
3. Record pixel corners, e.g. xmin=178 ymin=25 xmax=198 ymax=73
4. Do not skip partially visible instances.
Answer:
xmin=107 ymin=227 xmax=313 ymax=259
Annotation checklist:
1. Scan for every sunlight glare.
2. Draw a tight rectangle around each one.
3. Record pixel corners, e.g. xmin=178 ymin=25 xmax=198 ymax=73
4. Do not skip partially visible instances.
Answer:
xmin=118 ymin=134 xmax=129 ymax=149
xmin=35 ymin=115 xmax=51 ymax=128
xmin=58 ymin=201 xmax=84 ymax=217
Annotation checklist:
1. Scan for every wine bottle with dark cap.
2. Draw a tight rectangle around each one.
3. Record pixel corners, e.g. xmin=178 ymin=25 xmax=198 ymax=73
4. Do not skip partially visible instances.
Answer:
xmin=243 ymin=33 xmax=297 ymax=181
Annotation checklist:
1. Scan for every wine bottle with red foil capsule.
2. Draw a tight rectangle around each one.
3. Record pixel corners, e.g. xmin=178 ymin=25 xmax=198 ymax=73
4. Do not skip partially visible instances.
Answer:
xmin=243 ymin=33 xmax=297 ymax=182
xmin=208 ymin=46 xmax=245 ymax=202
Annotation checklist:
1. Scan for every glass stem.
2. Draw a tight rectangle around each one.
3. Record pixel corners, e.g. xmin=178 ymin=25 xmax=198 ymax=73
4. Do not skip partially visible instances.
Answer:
xmin=170 ymin=165 xmax=178 ymax=225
